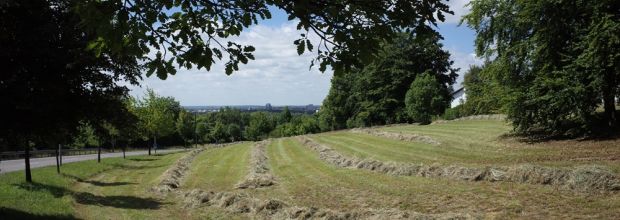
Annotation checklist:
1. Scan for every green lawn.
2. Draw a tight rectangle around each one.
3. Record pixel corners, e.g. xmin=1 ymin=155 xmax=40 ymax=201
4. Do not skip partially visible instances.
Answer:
xmin=183 ymin=142 xmax=252 ymax=191
xmin=0 ymin=152 xmax=184 ymax=219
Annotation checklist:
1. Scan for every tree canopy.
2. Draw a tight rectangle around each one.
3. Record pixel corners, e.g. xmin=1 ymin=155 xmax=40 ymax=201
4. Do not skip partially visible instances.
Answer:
xmin=1 ymin=0 xmax=140 ymax=150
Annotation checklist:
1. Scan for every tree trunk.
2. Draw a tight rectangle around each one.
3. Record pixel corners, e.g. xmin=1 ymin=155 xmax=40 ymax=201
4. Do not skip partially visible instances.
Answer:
xmin=603 ymin=73 xmax=617 ymax=128
xmin=58 ymin=144 xmax=62 ymax=165
xmin=97 ymin=145 xmax=101 ymax=163
xmin=148 ymin=140 xmax=151 ymax=156
xmin=194 ymin=112 xmax=197 ymax=148
xmin=154 ymin=136 xmax=157 ymax=154
xmin=24 ymin=144 xmax=32 ymax=182
xmin=123 ymin=145 xmax=126 ymax=159
xmin=55 ymin=146 xmax=60 ymax=174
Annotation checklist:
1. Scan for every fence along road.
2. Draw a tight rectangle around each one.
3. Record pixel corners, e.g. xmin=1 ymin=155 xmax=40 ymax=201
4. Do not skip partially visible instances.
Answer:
xmin=0 ymin=149 xmax=186 ymax=174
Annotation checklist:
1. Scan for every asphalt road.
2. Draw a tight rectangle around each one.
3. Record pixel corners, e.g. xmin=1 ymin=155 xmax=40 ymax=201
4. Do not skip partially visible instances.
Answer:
xmin=0 ymin=149 xmax=186 ymax=174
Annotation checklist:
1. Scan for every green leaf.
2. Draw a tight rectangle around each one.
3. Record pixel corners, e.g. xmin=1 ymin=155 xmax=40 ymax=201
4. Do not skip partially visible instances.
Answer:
xmin=243 ymin=46 xmax=255 ymax=52
xmin=297 ymin=40 xmax=305 ymax=55
xmin=306 ymin=39 xmax=313 ymax=51
xmin=225 ymin=64 xmax=233 ymax=75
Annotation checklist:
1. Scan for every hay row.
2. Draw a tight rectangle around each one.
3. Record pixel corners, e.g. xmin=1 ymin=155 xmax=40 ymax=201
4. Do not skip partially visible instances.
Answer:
xmin=152 ymin=143 xmax=237 ymax=193
xmin=236 ymin=140 xmax=277 ymax=189
xmin=433 ymin=114 xmax=506 ymax=124
xmin=350 ymin=129 xmax=441 ymax=146
xmin=181 ymin=189 xmax=477 ymax=220
xmin=298 ymin=136 xmax=620 ymax=192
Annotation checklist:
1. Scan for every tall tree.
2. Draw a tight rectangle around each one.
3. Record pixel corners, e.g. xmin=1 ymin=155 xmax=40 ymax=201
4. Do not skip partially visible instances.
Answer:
xmin=405 ymin=72 xmax=447 ymax=125
xmin=176 ymin=109 xmax=195 ymax=147
xmin=464 ymin=0 xmax=620 ymax=134
xmin=136 ymin=89 xmax=179 ymax=154
xmin=1 ymin=0 xmax=140 ymax=182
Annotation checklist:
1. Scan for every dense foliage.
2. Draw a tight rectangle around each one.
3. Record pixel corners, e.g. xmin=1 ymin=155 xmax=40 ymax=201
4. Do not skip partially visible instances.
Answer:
xmin=463 ymin=0 xmax=620 ymax=135
xmin=319 ymin=33 xmax=457 ymax=130
xmin=0 ymin=0 xmax=141 ymax=149
xmin=405 ymin=73 xmax=447 ymax=125
xmin=193 ymin=107 xmax=320 ymax=143
xmin=460 ymin=63 xmax=509 ymax=116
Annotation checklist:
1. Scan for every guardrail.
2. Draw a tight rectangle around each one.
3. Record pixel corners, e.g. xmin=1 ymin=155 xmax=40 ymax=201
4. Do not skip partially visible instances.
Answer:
xmin=0 ymin=148 xmax=139 ymax=161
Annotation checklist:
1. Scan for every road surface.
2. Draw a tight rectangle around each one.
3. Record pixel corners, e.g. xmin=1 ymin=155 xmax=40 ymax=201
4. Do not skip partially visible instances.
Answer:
xmin=0 ymin=149 xmax=186 ymax=174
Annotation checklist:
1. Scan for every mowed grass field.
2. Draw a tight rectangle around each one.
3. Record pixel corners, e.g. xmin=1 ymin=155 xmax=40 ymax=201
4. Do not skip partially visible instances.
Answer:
xmin=1 ymin=119 xmax=619 ymax=219
xmin=246 ymin=138 xmax=619 ymax=219
xmin=312 ymin=120 xmax=620 ymax=171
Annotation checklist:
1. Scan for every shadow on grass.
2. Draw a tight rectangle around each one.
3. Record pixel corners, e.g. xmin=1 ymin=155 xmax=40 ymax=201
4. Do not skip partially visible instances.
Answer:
xmin=0 ymin=207 xmax=76 ymax=220
xmin=73 ymin=192 xmax=165 ymax=209
xmin=111 ymin=163 xmax=166 ymax=170
xmin=14 ymin=182 xmax=165 ymax=210
xmin=61 ymin=174 xmax=137 ymax=187
xmin=127 ymin=158 xmax=159 ymax=162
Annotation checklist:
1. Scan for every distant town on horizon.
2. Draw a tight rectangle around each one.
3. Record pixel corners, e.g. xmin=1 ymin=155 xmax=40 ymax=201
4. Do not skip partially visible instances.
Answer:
xmin=184 ymin=103 xmax=320 ymax=114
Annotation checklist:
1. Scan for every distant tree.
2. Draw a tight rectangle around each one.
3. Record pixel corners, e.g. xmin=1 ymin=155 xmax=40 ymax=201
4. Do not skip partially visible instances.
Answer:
xmin=195 ymin=121 xmax=210 ymax=143
xmin=405 ymin=72 xmax=448 ymax=125
xmin=70 ymin=122 xmax=101 ymax=149
xmin=227 ymin=124 xmax=242 ymax=142
xmin=296 ymin=116 xmax=320 ymax=135
xmin=210 ymin=122 xmax=228 ymax=143
xmin=101 ymin=122 xmax=120 ymax=162
xmin=245 ymin=112 xmax=274 ymax=141
xmin=102 ymin=122 xmax=120 ymax=152
xmin=115 ymin=99 xmax=141 ymax=159
xmin=176 ymin=110 xmax=195 ymax=147
xmin=281 ymin=106 xmax=292 ymax=123
xmin=136 ymin=89 xmax=179 ymax=154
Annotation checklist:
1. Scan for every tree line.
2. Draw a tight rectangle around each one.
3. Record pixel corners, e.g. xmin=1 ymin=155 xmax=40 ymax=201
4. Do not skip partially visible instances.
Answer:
xmin=51 ymin=90 xmax=322 ymax=154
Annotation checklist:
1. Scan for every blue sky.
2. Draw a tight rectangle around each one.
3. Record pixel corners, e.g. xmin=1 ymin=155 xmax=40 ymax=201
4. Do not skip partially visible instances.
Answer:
xmin=129 ymin=0 xmax=480 ymax=106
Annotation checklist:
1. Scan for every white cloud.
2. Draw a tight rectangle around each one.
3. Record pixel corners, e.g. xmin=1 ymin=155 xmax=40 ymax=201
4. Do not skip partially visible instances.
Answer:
xmin=442 ymin=0 xmax=471 ymax=24
xmin=447 ymin=47 xmax=483 ymax=88
xmin=128 ymin=21 xmax=333 ymax=106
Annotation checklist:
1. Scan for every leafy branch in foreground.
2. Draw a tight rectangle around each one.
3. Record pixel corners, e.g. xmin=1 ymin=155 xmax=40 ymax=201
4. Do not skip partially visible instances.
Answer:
xmin=74 ymin=0 xmax=452 ymax=78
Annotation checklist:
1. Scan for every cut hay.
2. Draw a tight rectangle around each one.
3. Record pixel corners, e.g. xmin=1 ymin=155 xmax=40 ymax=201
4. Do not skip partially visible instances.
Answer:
xmin=433 ymin=114 xmax=506 ymax=124
xmin=152 ymin=143 xmax=238 ymax=193
xmin=180 ymin=189 xmax=478 ymax=220
xmin=298 ymin=136 xmax=620 ymax=192
xmin=236 ymin=140 xmax=277 ymax=189
xmin=350 ymin=129 xmax=441 ymax=146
